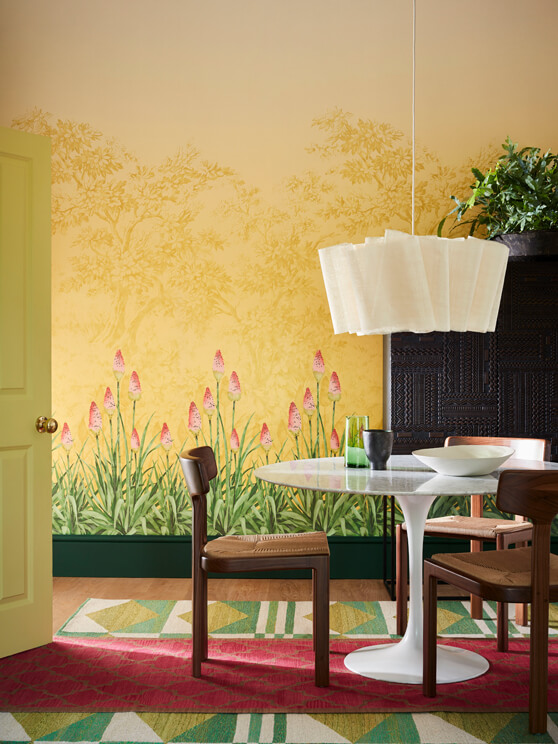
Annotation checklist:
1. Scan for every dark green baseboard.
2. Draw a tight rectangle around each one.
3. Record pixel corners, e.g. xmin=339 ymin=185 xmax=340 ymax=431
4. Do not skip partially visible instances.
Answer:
xmin=53 ymin=534 xmax=558 ymax=580
xmin=53 ymin=535 xmax=382 ymax=579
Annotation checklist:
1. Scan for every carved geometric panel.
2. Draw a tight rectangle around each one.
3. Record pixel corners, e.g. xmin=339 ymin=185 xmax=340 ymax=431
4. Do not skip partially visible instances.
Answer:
xmin=392 ymin=260 xmax=558 ymax=461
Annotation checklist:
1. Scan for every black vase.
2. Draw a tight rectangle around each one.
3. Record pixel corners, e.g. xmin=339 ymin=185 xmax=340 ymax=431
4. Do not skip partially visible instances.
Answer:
xmin=493 ymin=230 xmax=558 ymax=260
xmin=362 ymin=430 xmax=394 ymax=470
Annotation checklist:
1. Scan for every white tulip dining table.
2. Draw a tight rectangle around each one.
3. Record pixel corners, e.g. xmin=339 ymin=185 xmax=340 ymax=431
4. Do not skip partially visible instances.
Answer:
xmin=254 ymin=454 xmax=558 ymax=685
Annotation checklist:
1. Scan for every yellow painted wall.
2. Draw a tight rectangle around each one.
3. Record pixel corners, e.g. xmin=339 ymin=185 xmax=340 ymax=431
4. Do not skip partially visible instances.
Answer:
xmin=1 ymin=0 xmax=557 ymax=534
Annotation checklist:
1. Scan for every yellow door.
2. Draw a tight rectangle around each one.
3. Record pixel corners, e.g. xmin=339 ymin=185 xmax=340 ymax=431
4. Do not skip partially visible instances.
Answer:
xmin=0 ymin=126 xmax=53 ymax=657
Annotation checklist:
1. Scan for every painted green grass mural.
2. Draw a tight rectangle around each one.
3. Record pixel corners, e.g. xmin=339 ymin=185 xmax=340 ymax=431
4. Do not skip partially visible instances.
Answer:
xmin=52 ymin=348 xmax=398 ymax=537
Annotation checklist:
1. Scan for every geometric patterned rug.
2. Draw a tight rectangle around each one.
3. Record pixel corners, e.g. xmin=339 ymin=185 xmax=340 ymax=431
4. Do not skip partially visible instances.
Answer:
xmin=3 ymin=600 xmax=558 ymax=743
xmin=3 ymin=710 xmax=558 ymax=743
xmin=56 ymin=598 xmax=555 ymax=639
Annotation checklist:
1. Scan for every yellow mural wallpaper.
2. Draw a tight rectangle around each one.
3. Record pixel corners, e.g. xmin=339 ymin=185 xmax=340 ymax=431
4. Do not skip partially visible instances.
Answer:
xmin=11 ymin=107 xmax=494 ymax=536
xmin=2 ymin=0 xmax=557 ymax=536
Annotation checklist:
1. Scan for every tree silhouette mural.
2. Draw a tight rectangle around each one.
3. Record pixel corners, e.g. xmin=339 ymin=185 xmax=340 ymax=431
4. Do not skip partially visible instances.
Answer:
xmin=13 ymin=109 xmax=236 ymax=346
xmin=13 ymin=107 xmax=501 ymax=536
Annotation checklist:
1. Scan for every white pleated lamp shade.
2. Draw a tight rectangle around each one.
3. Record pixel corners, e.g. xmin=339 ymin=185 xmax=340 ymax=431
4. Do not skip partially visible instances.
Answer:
xmin=319 ymin=230 xmax=509 ymax=335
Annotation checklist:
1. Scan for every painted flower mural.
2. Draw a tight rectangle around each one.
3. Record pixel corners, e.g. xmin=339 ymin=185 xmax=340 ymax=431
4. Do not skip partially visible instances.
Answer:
xmin=128 ymin=372 xmax=142 ymax=402
xmin=260 ymin=422 xmax=272 ymax=454
xmin=61 ymin=423 xmax=74 ymax=451
xmin=160 ymin=423 xmax=173 ymax=451
xmin=113 ymin=350 xmax=125 ymax=381
xmin=188 ymin=402 xmax=202 ymax=444
xmin=288 ymin=402 xmax=302 ymax=434
xmin=53 ymin=347 xmax=402 ymax=536
xmin=88 ymin=402 xmax=102 ymax=435
xmin=228 ymin=371 xmax=241 ymax=401
xmin=330 ymin=428 xmax=340 ymax=453
xmin=313 ymin=350 xmax=325 ymax=382
xmin=103 ymin=388 xmax=116 ymax=416
xmin=212 ymin=350 xmax=225 ymax=382
xmin=203 ymin=387 xmax=216 ymax=416
xmin=60 ymin=346 xmax=517 ymax=536
xmin=303 ymin=388 xmax=315 ymax=417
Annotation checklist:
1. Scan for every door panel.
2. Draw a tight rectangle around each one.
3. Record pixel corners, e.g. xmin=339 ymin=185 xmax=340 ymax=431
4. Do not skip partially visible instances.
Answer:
xmin=0 ymin=126 xmax=52 ymax=657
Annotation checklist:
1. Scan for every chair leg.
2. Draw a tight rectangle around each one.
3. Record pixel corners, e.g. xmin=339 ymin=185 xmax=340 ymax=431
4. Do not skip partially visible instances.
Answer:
xmin=312 ymin=569 xmax=317 ymax=652
xmin=515 ymin=600 xmax=529 ymax=627
xmin=496 ymin=535 xmax=525 ymax=651
xmin=493 ymin=537 xmax=509 ymax=652
xmin=396 ymin=524 xmax=408 ymax=636
xmin=423 ymin=563 xmax=438 ymax=698
xmin=497 ymin=534 xmax=529 ymax=629
xmin=192 ymin=562 xmax=206 ymax=677
xmin=313 ymin=558 xmax=329 ymax=687
xmin=469 ymin=538 xmax=483 ymax=619
xmin=513 ymin=540 xmax=529 ymax=626
xmin=201 ymin=570 xmax=208 ymax=661
xmin=529 ymin=551 xmax=550 ymax=734
xmin=496 ymin=599 xmax=509 ymax=652
xmin=530 ymin=630 xmax=549 ymax=734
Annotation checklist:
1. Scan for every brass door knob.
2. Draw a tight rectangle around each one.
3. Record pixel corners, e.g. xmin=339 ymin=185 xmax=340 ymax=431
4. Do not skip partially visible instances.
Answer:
xmin=35 ymin=416 xmax=59 ymax=434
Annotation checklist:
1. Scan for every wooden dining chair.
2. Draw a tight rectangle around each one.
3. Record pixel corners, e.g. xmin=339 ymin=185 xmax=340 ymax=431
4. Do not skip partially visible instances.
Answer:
xmin=396 ymin=435 xmax=547 ymax=639
xmin=179 ymin=446 xmax=330 ymax=686
xmin=423 ymin=469 xmax=558 ymax=735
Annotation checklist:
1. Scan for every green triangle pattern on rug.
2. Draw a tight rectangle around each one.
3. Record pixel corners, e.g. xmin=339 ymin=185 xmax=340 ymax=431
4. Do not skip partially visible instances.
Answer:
xmin=136 ymin=712 xmax=216 ymax=742
xmin=87 ymin=599 xmax=176 ymax=634
xmin=308 ymin=712 xmax=421 ymax=743
xmin=16 ymin=712 xmax=113 ymax=742
xmin=324 ymin=601 xmax=389 ymax=637
xmin=4 ymin=711 xmax=556 ymax=743
xmin=179 ymin=600 xmax=257 ymax=635
xmin=436 ymin=603 xmax=491 ymax=635
xmin=56 ymin=598 xmax=558 ymax=640
xmin=356 ymin=713 xmax=420 ymax=743
xmin=168 ymin=712 xmax=237 ymax=742
xmin=434 ymin=711 xmax=556 ymax=743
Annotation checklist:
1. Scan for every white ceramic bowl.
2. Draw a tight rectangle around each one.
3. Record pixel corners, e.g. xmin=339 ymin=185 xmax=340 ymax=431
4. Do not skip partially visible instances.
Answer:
xmin=412 ymin=445 xmax=515 ymax=477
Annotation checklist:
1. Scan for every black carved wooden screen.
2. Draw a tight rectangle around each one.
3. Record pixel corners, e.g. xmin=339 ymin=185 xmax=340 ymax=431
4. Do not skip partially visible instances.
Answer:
xmin=391 ymin=259 xmax=558 ymax=461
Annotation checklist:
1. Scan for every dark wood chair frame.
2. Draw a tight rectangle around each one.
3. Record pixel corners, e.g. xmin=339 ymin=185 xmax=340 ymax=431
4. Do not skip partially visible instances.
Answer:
xmin=423 ymin=469 xmax=558 ymax=735
xmin=396 ymin=435 xmax=547 ymax=640
xmin=180 ymin=446 xmax=330 ymax=687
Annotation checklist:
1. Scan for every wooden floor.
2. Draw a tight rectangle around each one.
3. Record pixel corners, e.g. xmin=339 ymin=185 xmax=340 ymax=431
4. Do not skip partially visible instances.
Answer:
xmin=52 ymin=577 xmax=390 ymax=633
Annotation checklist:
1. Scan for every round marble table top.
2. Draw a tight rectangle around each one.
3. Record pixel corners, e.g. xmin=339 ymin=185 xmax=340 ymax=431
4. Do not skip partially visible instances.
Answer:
xmin=254 ymin=454 xmax=555 ymax=497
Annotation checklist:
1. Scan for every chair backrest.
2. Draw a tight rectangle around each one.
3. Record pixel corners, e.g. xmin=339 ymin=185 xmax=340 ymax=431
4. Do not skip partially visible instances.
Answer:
xmin=180 ymin=446 xmax=218 ymax=496
xmin=497 ymin=470 xmax=558 ymax=525
xmin=445 ymin=435 xmax=548 ymax=462
xmin=179 ymin=446 xmax=218 ymax=553
xmin=497 ymin=469 xmax=558 ymax=732
xmin=497 ymin=469 xmax=558 ymax=613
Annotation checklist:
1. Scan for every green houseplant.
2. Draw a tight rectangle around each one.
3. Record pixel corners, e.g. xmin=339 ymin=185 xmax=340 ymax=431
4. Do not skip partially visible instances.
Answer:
xmin=438 ymin=137 xmax=558 ymax=256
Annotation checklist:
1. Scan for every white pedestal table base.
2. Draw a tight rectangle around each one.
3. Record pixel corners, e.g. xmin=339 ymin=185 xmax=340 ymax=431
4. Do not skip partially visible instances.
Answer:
xmin=344 ymin=640 xmax=489 ymax=685
xmin=343 ymin=489 xmax=489 ymax=685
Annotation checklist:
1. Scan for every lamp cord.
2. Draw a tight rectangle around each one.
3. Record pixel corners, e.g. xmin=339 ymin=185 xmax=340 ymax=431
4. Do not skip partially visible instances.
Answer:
xmin=411 ymin=0 xmax=416 ymax=236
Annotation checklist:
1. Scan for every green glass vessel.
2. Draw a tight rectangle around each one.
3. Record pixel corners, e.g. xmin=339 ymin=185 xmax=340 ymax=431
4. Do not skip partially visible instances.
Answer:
xmin=344 ymin=415 xmax=369 ymax=467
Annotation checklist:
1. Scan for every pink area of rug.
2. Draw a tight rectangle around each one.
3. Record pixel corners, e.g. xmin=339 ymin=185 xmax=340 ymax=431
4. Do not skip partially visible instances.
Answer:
xmin=0 ymin=637 xmax=554 ymax=713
